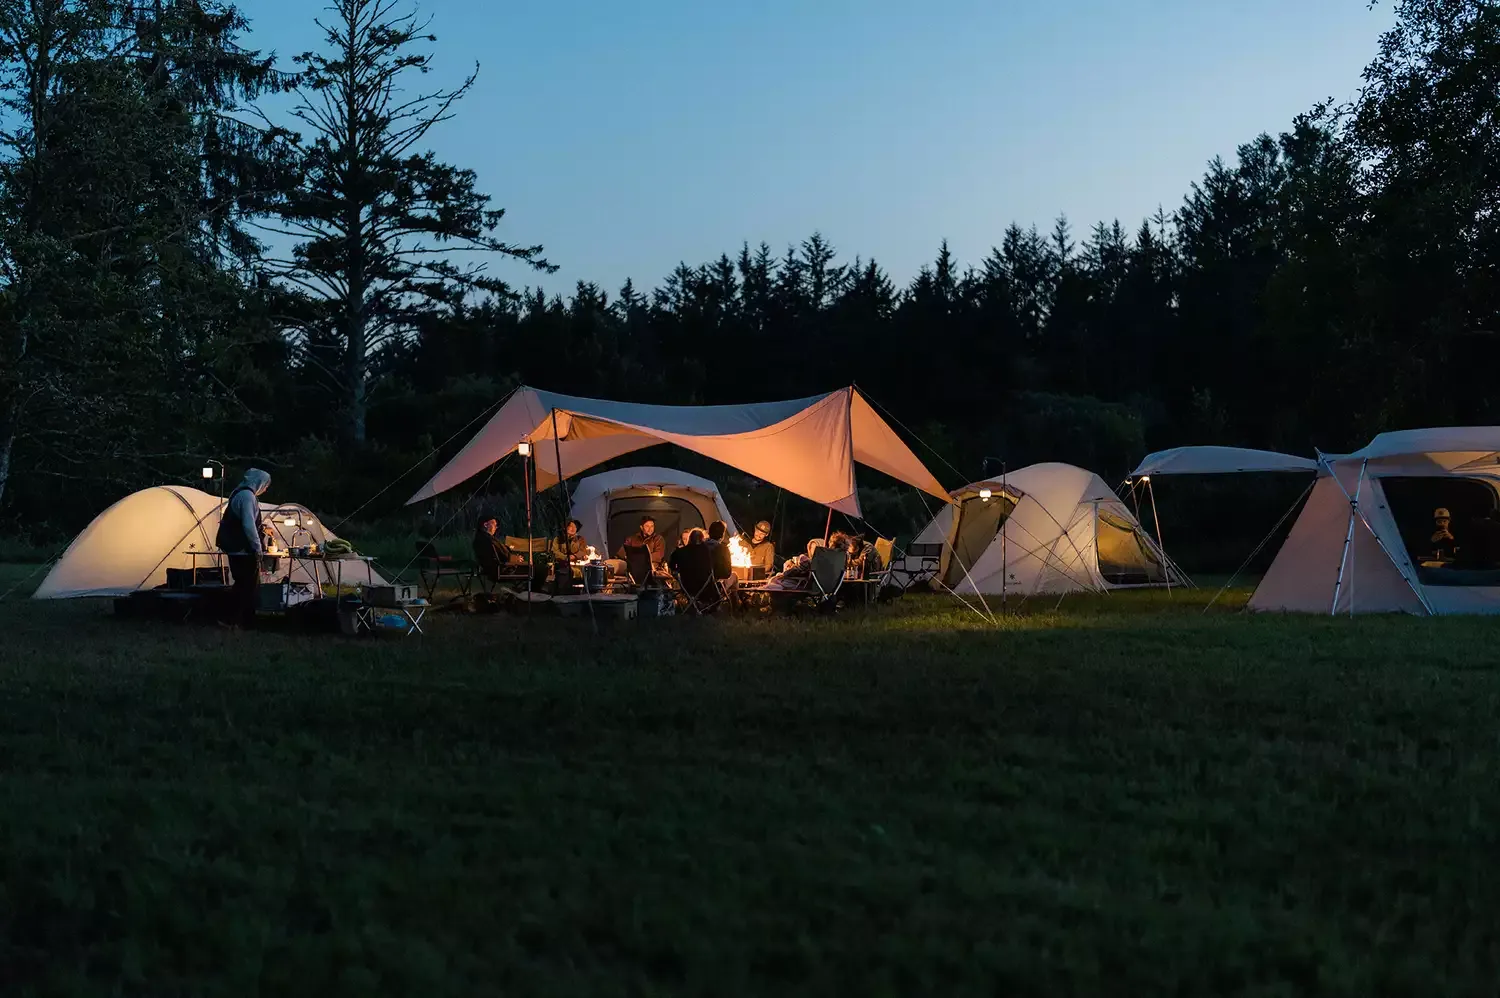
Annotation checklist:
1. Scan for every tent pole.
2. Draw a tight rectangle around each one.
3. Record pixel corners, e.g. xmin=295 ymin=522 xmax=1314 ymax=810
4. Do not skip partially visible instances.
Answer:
xmin=1000 ymin=464 xmax=1008 ymax=615
xmin=524 ymin=442 xmax=533 ymax=610
xmin=1322 ymin=457 xmax=1434 ymax=617
xmin=1146 ymin=477 xmax=1169 ymax=597
xmin=551 ymin=408 xmax=596 ymax=633
xmin=1328 ymin=458 xmax=1366 ymax=616
xmin=823 ymin=506 xmax=833 ymax=544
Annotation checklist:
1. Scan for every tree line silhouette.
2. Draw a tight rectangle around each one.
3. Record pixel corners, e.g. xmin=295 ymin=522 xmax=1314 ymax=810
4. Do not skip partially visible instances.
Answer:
xmin=1 ymin=0 xmax=1496 ymax=549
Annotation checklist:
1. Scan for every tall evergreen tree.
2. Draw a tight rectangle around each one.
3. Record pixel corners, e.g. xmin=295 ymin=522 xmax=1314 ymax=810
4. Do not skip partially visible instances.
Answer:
xmin=270 ymin=0 xmax=553 ymax=444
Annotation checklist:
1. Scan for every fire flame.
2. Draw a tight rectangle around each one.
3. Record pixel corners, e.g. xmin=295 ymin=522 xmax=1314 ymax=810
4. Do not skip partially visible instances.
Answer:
xmin=584 ymin=545 xmax=600 ymax=562
xmin=728 ymin=535 xmax=753 ymax=568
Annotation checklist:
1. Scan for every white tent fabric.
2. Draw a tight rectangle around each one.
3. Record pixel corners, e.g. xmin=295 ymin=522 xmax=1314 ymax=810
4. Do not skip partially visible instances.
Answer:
xmin=567 ymin=467 xmax=736 ymax=557
xmin=1129 ymin=446 xmax=1319 ymax=478
xmin=34 ymin=486 xmax=386 ymax=599
xmin=904 ymin=463 xmax=1185 ymax=596
xmin=407 ymin=386 xmax=950 ymax=518
xmin=1137 ymin=429 xmax=1500 ymax=615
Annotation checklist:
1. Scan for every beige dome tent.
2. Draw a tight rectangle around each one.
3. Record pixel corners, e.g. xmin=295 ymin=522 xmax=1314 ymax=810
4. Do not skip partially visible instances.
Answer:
xmin=568 ymin=467 xmax=736 ymax=559
xmin=903 ymin=462 xmax=1187 ymax=596
xmin=1130 ymin=430 xmax=1500 ymax=615
xmin=34 ymin=485 xmax=385 ymax=599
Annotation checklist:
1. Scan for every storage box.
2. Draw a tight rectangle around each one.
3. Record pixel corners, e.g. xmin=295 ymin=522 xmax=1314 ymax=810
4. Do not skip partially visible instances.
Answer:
xmin=166 ymin=568 xmax=194 ymax=590
xmin=258 ymin=582 xmax=288 ymax=611
xmin=363 ymin=583 xmax=417 ymax=608
xmin=195 ymin=565 xmax=227 ymax=586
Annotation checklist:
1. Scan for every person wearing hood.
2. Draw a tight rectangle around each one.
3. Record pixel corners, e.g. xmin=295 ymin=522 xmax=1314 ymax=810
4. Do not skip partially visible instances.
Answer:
xmin=216 ymin=468 xmax=271 ymax=628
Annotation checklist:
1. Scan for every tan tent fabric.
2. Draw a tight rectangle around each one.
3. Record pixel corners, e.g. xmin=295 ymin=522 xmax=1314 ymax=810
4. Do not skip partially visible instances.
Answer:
xmin=34 ymin=486 xmax=385 ymax=599
xmin=407 ymin=386 xmax=950 ymax=516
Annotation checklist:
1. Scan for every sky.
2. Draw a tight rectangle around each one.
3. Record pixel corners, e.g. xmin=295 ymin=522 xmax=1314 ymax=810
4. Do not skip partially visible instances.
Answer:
xmin=248 ymin=0 xmax=1396 ymax=297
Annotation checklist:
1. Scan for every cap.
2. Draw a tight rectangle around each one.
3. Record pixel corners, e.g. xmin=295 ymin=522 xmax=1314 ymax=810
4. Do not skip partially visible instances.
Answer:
xmin=1435 ymin=507 xmax=1452 ymax=520
xmin=755 ymin=520 xmax=771 ymax=533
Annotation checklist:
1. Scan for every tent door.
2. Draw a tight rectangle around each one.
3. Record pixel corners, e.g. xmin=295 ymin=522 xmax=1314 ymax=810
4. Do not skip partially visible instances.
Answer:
xmin=942 ymin=495 xmax=1015 ymax=589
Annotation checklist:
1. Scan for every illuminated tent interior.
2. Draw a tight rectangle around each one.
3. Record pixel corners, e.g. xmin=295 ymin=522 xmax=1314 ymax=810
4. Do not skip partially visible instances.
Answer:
xmin=568 ymin=467 xmax=737 ymax=559
xmin=407 ymin=386 xmax=952 ymax=517
xmin=901 ymin=462 xmax=1186 ymax=596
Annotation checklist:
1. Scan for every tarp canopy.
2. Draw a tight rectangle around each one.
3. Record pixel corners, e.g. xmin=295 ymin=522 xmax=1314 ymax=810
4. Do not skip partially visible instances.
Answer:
xmin=407 ymin=386 xmax=951 ymax=518
xmin=1129 ymin=446 xmax=1319 ymax=478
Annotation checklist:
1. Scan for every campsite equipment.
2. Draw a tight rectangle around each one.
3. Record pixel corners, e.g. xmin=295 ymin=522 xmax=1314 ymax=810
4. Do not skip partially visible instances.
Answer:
xmin=582 ymin=561 xmax=607 ymax=593
xmin=555 ymin=593 xmax=637 ymax=619
xmin=363 ymin=583 xmax=417 ymax=608
xmin=1130 ymin=430 xmax=1500 ymax=615
xmin=258 ymin=581 xmax=289 ymax=612
xmin=636 ymin=586 xmax=674 ymax=618
xmin=897 ymin=463 xmax=1187 ymax=597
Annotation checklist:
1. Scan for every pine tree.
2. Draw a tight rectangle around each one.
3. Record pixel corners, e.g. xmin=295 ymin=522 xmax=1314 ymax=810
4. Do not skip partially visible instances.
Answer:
xmin=270 ymin=0 xmax=554 ymax=444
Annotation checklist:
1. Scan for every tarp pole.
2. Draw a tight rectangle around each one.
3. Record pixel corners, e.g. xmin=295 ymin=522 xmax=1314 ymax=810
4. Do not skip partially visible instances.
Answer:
xmin=524 ymin=441 xmax=533 ymax=608
xmin=1000 ymin=464 xmax=1008 ymax=615
xmin=1146 ymin=477 xmax=1169 ymax=597
xmin=823 ymin=507 xmax=833 ymax=544
xmin=1329 ymin=458 xmax=1366 ymax=615
xmin=550 ymin=408 xmax=596 ymax=633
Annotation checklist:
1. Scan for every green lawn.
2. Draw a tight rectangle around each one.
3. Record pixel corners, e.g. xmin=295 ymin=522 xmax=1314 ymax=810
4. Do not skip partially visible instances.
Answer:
xmin=2 ymin=568 xmax=1498 ymax=995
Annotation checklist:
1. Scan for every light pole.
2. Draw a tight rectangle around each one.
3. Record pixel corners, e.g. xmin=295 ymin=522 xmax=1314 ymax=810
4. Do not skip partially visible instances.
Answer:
xmin=200 ymin=459 xmax=225 ymax=500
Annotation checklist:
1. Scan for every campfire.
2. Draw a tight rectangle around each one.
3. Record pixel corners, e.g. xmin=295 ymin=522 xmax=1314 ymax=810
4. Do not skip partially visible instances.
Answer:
xmin=584 ymin=545 xmax=600 ymax=562
xmin=728 ymin=534 xmax=753 ymax=568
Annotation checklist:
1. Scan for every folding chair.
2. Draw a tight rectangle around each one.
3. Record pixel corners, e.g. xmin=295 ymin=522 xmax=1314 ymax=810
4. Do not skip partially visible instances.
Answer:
xmin=673 ymin=545 xmax=723 ymax=615
xmin=892 ymin=541 xmax=942 ymax=591
xmin=771 ymin=547 xmax=848 ymax=614
xmin=623 ymin=545 xmax=655 ymax=587
xmin=415 ymin=540 xmax=474 ymax=601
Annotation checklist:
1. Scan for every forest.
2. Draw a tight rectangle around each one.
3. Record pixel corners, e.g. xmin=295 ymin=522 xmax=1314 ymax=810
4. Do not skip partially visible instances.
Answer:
xmin=0 ymin=0 xmax=1495 ymax=554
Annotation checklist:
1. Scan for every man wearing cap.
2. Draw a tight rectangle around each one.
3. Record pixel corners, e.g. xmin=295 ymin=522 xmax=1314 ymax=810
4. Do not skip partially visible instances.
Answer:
xmin=738 ymin=520 xmax=777 ymax=575
xmin=1431 ymin=507 xmax=1458 ymax=560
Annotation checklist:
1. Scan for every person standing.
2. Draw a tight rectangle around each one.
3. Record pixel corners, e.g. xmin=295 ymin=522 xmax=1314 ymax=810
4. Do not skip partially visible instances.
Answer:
xmin=215 ymin=468 xmax=271 ymax=629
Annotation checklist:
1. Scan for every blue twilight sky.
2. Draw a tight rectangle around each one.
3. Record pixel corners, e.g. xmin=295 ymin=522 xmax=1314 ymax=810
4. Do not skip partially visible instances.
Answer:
xmin=247 ymin=0 xmax=1394 ymax=297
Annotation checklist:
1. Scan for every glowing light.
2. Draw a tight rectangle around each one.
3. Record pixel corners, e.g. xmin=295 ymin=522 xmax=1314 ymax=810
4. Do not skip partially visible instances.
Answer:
xmin=978 ymin=488 xmax=992 ymax=502
xmin=657 ymin=486 xmax=665 ymax=497
xmin=728 ymin=535 xmax=753 ymax=568
xmin=1139 ymin=476 xmax=1150 ymax=484
xmin=584 ymin=545 xmax=600 ymax=562
xmin=517 ymin=441 xmax=531 ymax=457
xmin=282 ymin=516 xmax=297 ymax=527
xmin=201 ymin=466 xmax=215 ymax=480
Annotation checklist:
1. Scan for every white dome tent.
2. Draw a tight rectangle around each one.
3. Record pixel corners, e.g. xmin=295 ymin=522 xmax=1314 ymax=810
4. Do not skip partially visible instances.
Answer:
xmin=567 ymin=467 xmax=737 ymax=559
xmin=903 ymin=463 xmax=1188 ymax=597
xmin=34 ymin=485 xmax=385 ymax=600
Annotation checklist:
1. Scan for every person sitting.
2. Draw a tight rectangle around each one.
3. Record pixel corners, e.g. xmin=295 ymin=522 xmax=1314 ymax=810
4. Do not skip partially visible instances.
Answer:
xmin=1431 ymin=507 xmax=1458 ymax=561
xmin=707 ymin=519 xmax=738 ymax=605
xmin=550 ymin=518 xmax=590 ymax=564
xmin=472 ymin=514 xmax=512 ymax=583
xmin=845 ymin=534 xmax=868 ymax=578
xmin=738 ymin=520 xmax=776 ymax=575
xmin=673 ymin=528 xmax=720 ymax=609
xmin=616 ymin=515 xmax=666 ymax=574
xmin=667 ymin=528 xmax=693 ymax=576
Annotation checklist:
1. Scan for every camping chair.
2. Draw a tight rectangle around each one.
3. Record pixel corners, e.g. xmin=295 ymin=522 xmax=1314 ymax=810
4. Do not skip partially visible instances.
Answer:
xmin=893 ymin=541 xmax=942 ymax=591
xmin=869 ymin=536 xmax=901 ymax=604
xmin=771 ymin=547 xmax=848 ymax=614
xmin=673 ymin=545 xmax=723 ymax=615
xmin=415 ymin=540 xmax=474 ymax=601
xmin=623 ymin=545 xmax=655 ymax=587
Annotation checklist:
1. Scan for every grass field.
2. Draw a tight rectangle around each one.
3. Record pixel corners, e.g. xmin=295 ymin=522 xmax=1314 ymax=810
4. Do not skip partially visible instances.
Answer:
xmin=2 ymin=563 xmax=1498 ymax=995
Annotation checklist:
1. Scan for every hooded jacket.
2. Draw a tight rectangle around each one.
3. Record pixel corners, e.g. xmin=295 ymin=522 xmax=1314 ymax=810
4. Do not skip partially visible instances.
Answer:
xmin=216 ymin=468 xmax=271 ymax=555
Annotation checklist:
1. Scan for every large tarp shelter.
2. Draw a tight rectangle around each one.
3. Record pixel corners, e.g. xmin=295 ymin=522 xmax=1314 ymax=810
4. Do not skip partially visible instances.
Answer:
xmin=407 ymin=386 xmax=951 ymax=517
xmin=1129 ymin=428 xmax=1500 ymax=615
xmin=34 ymin=486 xmax=386 ymax=599
xmin=568 ymin=467 xmax=737 ymax=559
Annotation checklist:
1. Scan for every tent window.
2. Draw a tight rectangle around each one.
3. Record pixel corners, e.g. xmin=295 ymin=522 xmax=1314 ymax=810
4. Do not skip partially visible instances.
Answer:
xmin=605 ymin=496 xmax=705 ymax=556
xmin=1380 ymin=476 xmax=1500 ymax=583
xmin=1095 ymin=507 xmax=1166 ymax=585
xmin=941 ymin=495 xmax=1015 ymax=588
